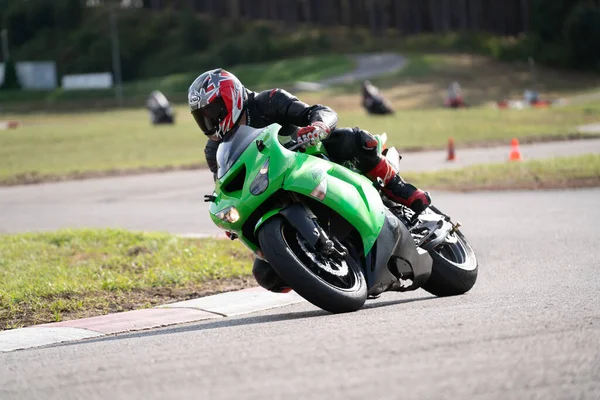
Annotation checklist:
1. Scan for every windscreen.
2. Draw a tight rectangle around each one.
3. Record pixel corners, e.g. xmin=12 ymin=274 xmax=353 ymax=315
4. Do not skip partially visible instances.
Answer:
xmin=216 ymin=125 xmax=264 ymax=179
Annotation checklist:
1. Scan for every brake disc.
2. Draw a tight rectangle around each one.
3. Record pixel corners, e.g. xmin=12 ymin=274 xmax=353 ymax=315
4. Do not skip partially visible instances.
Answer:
xmin=298 ymin=236 xmax=349 ymax=277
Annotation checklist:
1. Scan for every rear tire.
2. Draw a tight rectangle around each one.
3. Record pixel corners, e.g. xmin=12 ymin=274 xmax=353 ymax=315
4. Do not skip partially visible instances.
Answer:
xmin=258 ymin=216 xmax=367 ymax=313
xmin=422 ymin=230 xmax=478 ymax=297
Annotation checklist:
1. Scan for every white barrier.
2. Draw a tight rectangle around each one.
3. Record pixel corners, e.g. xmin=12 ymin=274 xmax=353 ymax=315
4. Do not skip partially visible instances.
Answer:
xmin=62 ymin=73 xmax=113 ymax=90
xmin=0 ymin=61 xmax=57 ymax=90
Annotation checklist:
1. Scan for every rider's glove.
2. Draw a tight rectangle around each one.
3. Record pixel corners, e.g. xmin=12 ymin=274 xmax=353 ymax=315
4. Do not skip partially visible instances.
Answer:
xmin=297 ymin=121 xmax=330 ymax=149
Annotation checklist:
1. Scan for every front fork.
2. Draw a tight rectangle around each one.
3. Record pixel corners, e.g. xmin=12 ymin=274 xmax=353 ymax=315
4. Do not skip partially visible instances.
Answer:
xmin=279 ymin=200 xmax=347 ymax=259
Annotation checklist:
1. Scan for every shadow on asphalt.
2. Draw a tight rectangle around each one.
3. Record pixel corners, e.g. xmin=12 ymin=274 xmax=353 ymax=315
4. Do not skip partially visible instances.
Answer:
xmin=50 ymin=295 xmax=435 ymax=349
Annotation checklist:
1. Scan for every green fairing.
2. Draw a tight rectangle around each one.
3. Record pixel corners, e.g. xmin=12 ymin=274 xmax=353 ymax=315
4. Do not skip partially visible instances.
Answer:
xmin=254 ymin=208 xmax=283 ymax=234
xmin=209 ymin=124 xmax=386 ymax=254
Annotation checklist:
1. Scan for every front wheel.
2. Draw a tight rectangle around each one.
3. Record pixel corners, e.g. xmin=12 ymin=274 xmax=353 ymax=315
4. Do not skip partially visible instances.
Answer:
xmin=258 ymin=216 xmax=367 ymax=313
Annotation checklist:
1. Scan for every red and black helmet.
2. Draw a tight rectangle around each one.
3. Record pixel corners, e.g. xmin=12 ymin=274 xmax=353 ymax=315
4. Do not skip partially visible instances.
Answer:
xmin=188 ymin=69 xmax=246 ymax=141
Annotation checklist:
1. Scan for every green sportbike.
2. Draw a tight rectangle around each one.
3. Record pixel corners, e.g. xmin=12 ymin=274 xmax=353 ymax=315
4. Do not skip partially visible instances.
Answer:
xmin=206 ymin=124 xmax=478 ymax=313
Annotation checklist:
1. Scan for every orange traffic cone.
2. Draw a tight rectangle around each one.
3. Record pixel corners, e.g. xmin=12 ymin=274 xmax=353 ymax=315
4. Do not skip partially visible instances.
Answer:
xmin=509 ymin=138 xmax=523 ymax=161
xmin=447 ymin=137 xmax=456 ymax=161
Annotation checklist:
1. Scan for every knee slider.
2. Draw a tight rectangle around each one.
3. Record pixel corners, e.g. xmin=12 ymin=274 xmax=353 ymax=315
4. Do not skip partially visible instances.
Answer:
xmin=252 ymin=258 xmax=287 ymax=292
xmin=356 ymin=128 xmax=378 ymax=151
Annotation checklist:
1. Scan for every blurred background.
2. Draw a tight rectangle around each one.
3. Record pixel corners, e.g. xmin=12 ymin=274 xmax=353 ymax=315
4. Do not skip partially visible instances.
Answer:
xmin=1 ymin=0 xmax=600 ymax=186
xmin=1 ymin=0 xmax=600 ymax=109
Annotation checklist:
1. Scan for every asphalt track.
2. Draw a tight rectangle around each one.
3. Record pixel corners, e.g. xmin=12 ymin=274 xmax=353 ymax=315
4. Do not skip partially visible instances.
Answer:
xmin=319 ymin=53 xmax=406 ymax=86
xmin=1 ymin=188 xmax=599 ymax=399
xmin=2 ymin=138 xmax=600 ymax=234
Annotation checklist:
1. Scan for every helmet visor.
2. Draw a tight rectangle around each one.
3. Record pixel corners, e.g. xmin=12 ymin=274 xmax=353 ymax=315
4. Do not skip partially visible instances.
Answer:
xmin=191 ymin=98 xmax=227 ymax=136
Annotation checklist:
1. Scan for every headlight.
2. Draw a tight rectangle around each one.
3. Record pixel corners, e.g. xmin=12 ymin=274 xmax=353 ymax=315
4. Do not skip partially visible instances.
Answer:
xmin=215 ymin=206 xmax=240 ymax=223
xmin=250 ymin=159 xmax=269 ymax=196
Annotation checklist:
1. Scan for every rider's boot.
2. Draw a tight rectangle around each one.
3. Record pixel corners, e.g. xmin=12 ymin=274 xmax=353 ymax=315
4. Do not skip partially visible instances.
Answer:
xmin=367 ymin=157 xmax=431 ymax=214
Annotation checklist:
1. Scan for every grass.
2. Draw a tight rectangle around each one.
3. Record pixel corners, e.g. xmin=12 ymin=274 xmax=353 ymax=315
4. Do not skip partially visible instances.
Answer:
xmin=0 ymin=107 xmax=205 ymax=184
xmin=301 ymin=53 xmax=600 ymax=110
xmin=406 ymin=153 xmax=600 ymax=191
xmin=0 ymin=229 xmax=254 ymax=330
xmin=338 ymin=101 xmax=600 ymax=150
xmin=1 ymin=51 xmax=599 ymax=185
xmin=232 ymin=55 xmax=354 ymax=89
xmin=0 ymin=55 xmax=354 ymax=112
xmin=2 ymin=100 xmax=600 ymax=185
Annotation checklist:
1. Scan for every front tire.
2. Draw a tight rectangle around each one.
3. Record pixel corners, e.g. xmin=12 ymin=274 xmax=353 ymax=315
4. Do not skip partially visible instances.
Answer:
xmin=258 ymin=216 xmax=367 ymax=313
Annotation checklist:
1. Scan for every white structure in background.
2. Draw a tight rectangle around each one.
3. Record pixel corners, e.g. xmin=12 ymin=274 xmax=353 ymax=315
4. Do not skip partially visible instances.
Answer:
xmin=0 ymin=61 xmax=57 ymax=90
xmin=62 ymin=73 xmax=113 ymax=90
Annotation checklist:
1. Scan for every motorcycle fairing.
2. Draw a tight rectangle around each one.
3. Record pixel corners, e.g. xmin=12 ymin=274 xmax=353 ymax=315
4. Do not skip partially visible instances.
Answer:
xmin=365 ymin=210 xmax=432 ymax=297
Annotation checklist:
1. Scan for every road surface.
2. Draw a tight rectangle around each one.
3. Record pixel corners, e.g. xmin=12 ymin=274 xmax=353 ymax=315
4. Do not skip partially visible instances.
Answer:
xmin=319 ymin=53 xmax=406 ymax=86
xmin=1 ymin=189 xmax=599 ymax=399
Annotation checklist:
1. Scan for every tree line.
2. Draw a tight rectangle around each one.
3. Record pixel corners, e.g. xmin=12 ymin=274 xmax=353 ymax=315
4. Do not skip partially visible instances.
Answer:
xmin=143 ymin=0 xmax=600 ymax=70
xmin=0 ymin=0 xmax=598 ymax=90
xmin=160 ymin=0 xmax=531 ymax=36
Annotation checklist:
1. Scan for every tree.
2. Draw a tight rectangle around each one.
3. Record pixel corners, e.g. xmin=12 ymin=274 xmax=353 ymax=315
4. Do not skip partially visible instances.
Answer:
xmin=529 ymin=0 xmax=581 ymax=42
xmin=26 ymin=0 xmax=55 ymax=31
xmin=180 ymin=8 xmax=208 ymax=52
xmin=55 ymin=0 xmax=83 ymax=29
xmin=564 ymin=2 xmax=600 ymax=70
xmin=4 ymin=3 xmax=30 ymax=47
xmin=1 ymin=58 xmax=21 ymax=89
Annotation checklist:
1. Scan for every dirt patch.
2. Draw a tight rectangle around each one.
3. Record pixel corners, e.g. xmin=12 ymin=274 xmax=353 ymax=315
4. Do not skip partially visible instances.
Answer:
xmin=126 ymin=245 xmax=152 ymax=257
xmin=428 ymin=176 xmax=600 ymax=192
xmin=1 ymin=276 xmax=256 ymax=330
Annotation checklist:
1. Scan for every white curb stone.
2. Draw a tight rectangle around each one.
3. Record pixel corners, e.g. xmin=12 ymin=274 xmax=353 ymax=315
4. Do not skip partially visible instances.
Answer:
xmin=0 ymin=287 xmax=307 ymax=352
xmin=160 ymin=288 xmax=306 ymax=316
xmin=0 ymin=327 xmax=103 ymax=352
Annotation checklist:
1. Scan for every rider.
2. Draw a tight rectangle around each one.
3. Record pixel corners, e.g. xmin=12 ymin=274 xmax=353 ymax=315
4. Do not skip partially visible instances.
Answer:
xmin=189 ymin=68 xmax=431 ymax=292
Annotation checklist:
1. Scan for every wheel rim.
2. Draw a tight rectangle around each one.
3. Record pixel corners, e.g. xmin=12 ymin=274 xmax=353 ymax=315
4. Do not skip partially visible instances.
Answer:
xmin=433 ymin=233 xmax=477 ymax=271
xmin=280 ymin=224 xmax=362 ymax=291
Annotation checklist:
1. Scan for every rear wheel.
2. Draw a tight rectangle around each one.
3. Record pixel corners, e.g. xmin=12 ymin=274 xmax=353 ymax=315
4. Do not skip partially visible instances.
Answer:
xmin=258 ymin=216 xmax=367 ymax=313
xmin=397 ymin=205 xmax=478 ymax=297
xmin=422 ymin=230 xmax=478 ymax=296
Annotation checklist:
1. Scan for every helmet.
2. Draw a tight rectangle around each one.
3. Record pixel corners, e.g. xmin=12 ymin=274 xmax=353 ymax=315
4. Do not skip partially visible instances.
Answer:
xmin=188 ymin=69 xmax=246 ymax=141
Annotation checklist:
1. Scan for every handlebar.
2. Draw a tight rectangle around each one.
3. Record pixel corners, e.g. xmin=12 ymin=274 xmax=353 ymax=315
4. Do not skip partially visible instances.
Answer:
xmin=283 ymin=140 xmax=305 ymax=152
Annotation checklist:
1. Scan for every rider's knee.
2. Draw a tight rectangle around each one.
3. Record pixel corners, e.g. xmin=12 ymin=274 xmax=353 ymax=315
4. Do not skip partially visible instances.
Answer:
xmin=355 ymin=128 xmax=379 ymax=151
xmin=252 ymin=258 xmax=290 ymax=293
xmin=353 ymin=128 xmax=381 ymax=172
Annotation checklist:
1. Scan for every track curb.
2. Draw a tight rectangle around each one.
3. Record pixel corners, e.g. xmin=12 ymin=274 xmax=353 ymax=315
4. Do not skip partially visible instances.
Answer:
xmin=0 ymin=287 xmax=305 ymax=352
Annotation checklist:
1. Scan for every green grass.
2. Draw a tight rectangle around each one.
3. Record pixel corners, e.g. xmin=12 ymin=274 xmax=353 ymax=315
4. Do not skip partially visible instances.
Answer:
xmin=2 ymin=101 xmax=599 ymax=185
xmin=0 ymin=107 xmax=205 ymax=183
xmin=319 ymin=52 xmax=600 ymax=110
xmin=0 ymin=229 xmax=253 ymax=329
xmin=0 ymin=55 xmax=354 ymax=111
xmin=232 ymin=55 xmax=354 ymax=88
xmin=406 ymin=153 xmax=600 ymax=190
xmin=338 ymin=101 xmax=600 ymax=150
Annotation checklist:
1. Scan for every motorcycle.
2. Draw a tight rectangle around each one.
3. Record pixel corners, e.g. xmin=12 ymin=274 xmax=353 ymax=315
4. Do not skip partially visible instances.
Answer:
xmin=206 ymin=124 xmax=478 ymax=313
xmin=146 ymin=90 xmax=175 ymax=125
